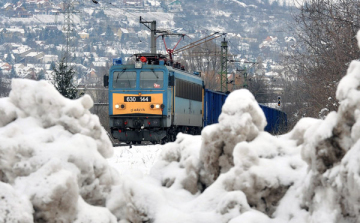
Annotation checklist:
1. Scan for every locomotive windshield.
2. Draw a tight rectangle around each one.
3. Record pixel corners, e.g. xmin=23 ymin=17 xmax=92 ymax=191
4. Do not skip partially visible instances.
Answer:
xmin=140 ymin=71 xmax=164 ymax=89
xmin=113 ymin=71 xmax=136 ymax=88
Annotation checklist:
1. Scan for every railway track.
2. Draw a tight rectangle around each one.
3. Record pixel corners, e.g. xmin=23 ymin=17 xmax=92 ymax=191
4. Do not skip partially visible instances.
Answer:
xmin=113 ymin=142 xmax=154 ymax=147
xmin=106 ymin=132 xmax=154 ymax=147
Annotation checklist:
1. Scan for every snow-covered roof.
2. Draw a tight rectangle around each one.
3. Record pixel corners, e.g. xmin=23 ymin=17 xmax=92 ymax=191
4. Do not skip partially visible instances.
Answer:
xmin=120 ymin=28 xmax=129 ymax=34
xmin=3 ymin=3 xmax=13 ymax=8
xmin=285 ymin=36 xmax=296 ymax=42
xmin=25 ymin=52 xmax=41 ymax=57
xmin=92 ymin=61 xmax=107 ymax=67
xmin=12 ymin=45 xmax=32 ymax=54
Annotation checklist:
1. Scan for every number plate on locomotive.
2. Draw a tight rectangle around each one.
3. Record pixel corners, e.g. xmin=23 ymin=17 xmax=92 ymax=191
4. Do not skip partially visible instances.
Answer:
xmin=124 ymin=96 xmax=151 ymax=102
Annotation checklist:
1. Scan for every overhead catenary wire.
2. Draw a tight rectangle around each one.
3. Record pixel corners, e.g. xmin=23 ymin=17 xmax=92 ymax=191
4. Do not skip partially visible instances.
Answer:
xmin=173 ymin=33 xmax=224 ymax=55
xmin=173 ymin=32 xmax=220 ymax=52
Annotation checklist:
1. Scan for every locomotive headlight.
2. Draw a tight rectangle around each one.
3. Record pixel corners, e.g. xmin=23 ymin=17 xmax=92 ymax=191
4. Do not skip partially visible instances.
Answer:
xmin=115 ymin=104 xmax=125 ymax=109
xmin=151 ymin=104 xmax=161 ymax=109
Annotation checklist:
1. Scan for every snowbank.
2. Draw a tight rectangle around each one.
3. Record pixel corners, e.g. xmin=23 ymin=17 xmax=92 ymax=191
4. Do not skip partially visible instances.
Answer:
xmin=0 ymin=79 xmax=118 ymax=222
xmin=3 ymin=31 xmax=360 ymax=222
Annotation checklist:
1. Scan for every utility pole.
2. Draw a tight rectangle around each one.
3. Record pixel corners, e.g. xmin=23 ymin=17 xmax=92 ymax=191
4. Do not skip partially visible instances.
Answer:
xmin=220 ymin=38 xmax=228 ymax=93
xmin=243 ymin=69 xmax=248 ymax=88
xmin=60 ymin=0 xmax=79 ymax=65
xmin=140 ymin=16 xmax=158 ymax=54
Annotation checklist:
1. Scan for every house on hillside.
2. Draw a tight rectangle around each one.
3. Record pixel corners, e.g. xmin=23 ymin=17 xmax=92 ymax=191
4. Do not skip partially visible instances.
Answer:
xmin=49 ymin=9 xmax=60 ymax=15
xmin=0 ymin=62 xmax=12 ymax=72
xmin=2 ymin=3 xmax=14 ymax=16
xmin=24 ymin=68 xmax=37 ymax=79
xmin=14 ymin=4 xmax=31 ymax=17
xmin=238 ymin=42 xmax=250 ymax=54
xmin=119 ymin=28 xmax=131 ymax=42
xmin=12 ymin=45 xmax=33 ymax=59
xmin=259 ymin=36 xmax=280 ymax=58
xmin=123 ymin=0 xmax=144 ymax=7
xmin=0 ymin=27 xmax=25 ymax=39
xmin=24 ymin=52 xmax=44 ymax=64
xmin=6 ymin=27 xmax=25 ymax=38
xmin=79 ymin=68 xmax=101 ymax=86
xmin=24 ymin=0 xmax=37 ymax=11
xmin=167 ymin=0 xmax=182 ymax=12
xmin=37 ymin=0 xmax=52 ymax=11
xmin=91 ymin=61 xmax=108 ymax=69
xmin=43 ymin=55 xmax=58 ymax=63
xmin=3 ymin=3 xmax=14 ymax=11
xmin=285 ymin=36 xmax=296 ymax=50
xmin=78 ymin=31 xmax=89 ymax=39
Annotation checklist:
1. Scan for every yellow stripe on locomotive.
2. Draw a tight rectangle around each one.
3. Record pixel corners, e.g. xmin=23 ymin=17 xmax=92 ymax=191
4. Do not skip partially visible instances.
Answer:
xmin=112 ymin=93 xmax=164 ymax=115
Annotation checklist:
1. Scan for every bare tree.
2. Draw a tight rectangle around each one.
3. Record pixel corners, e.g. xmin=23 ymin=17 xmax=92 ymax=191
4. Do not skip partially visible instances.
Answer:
xmin=247 ymin=74 xmax=271 ymax=103
xmin=179 ymin=40 xmax=222 ymax=91
xmin=0 ymin=70 xmax=10 ymax=98
xmin=286 ymin=0 xmax=360 ymax=118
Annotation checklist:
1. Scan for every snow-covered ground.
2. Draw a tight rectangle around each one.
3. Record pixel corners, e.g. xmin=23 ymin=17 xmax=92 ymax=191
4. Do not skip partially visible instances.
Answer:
xmin=2 ymin=31 xmax=360 ymax=223
xmin=107 ymin=144 xmax=162 ymax=176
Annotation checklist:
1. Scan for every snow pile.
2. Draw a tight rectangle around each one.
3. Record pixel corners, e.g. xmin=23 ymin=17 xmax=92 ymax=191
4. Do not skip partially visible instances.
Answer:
xmin=107 ymin=144 xmax=162 ymax=176
xmin=200 ymin=89 xmax=267 ymax=187
xmin=293 ymin=57 xmax=360 ymax=222
xmin=0 ymin=79 xmax=118 ymax=222
xmin=138 ymin=90 xmax=306 ymax=221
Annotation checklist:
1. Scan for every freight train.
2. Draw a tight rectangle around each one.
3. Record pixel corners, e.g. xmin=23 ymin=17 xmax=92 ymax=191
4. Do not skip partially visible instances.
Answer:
xmin=104 ymin=53 xmax=287 ymax=144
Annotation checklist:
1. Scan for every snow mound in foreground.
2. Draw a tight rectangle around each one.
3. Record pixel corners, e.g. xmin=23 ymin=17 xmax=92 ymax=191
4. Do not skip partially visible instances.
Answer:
xmin=0 ymin=80 xmax=118 ymax=222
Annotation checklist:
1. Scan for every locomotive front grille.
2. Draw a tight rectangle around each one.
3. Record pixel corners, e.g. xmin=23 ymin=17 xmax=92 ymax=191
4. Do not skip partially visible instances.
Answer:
xmin=110 ymin=116 xmax=163 ymax=129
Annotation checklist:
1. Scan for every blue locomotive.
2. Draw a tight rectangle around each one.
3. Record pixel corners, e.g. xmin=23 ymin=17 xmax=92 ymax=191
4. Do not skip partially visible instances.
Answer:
xmin=104 ymin=53 xmax=287 ymax=144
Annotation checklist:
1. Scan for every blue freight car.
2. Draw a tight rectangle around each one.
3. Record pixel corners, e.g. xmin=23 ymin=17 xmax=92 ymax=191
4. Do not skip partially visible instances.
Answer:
xmin=203 ymin=89 xmax=227 ymax=127
xmin=203 ymin=90 xmax=287 ymax=134
xmin=259 ymin=105 xmax=287 ymax=134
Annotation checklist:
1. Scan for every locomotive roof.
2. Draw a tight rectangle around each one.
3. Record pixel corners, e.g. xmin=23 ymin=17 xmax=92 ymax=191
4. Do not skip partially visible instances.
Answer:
xmin=110 ymin=62 xmax=203 ymax=85
xmin=167 ymin=66 xmax=203 ymax=85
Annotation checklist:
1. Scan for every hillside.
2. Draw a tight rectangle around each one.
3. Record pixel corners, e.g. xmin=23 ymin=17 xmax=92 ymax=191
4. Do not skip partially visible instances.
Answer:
xmin=0 ymin=0 xmax=299 ymax=106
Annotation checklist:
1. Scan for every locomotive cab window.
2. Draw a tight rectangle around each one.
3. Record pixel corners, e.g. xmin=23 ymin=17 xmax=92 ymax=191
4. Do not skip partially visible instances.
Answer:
xmin=140 ymin=71 xmax=164 ymax=89
xmin=113 ymin=71 xmax=137 ymax=89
